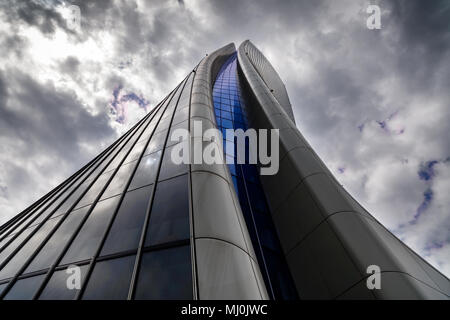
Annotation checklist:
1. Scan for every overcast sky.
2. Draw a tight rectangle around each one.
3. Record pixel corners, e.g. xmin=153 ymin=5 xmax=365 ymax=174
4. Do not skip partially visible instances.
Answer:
xmin=0 ymin=0 xmax=449 ymax=277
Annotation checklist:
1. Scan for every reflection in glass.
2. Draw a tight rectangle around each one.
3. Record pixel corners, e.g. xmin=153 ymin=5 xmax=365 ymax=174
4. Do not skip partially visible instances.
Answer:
xmin=39 ymin=265 xmax=88 ymax=300
xmin=134 ymin=246 xmax=192 ymax=299
xmin=101 ymin=186 xmax=153 ymax=256
xmin=101 ymin=161 xmax=136 ymax=200
xmin=145 ymin=129 xmax=168 ymax=155
xmin=128 ymin=152 xmax=161 ymax=191
xmin=25 ymin=207 xmax=90 ymax=274
xmin=3 ymin=274 xmax=46 ymax=300
xmin=0 ymin=226 xmax=38 ymax=273
xmin=60 ymin=196 xmax=120 ymax=265
xmin=0 ymin=217 xmax=61 ymax=280
xmin=158 ymin=144 xmax=188 ymax=181
xmin=82 ymin=255 xmax=135 ymax=300
xmin=75 ymin=171 xmax=113 ymax=209
xmin=145 ymin=175 xmax=189 ymax=246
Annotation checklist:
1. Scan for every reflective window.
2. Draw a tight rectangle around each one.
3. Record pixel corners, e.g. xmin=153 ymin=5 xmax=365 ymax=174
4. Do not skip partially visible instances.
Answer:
xmin=82 ymin=255 xmax=135 ymax=300
xmin=124 ymin=140 xmax=147 ymax=163
xmin=158 ymin=144 xmax=188 ymax=181
xmin=134 ymin=246 xmax=192 ymax=299
xmin=145 ymin=128 xmax=168 ymax=155
xmin=137 ymin=118 xmax=159 ymax=143
xmin=128 ymin=151 xmax=161 ymax=191
xmin=58 ymin=180 xmax=91 ymax=213
xmin=0 ymin=217 xmax=61 ymax=280
xmin=39 ymin=265 xmax=88 ymax=300
xmin=145 ymin=175 xmax=189 ymax=246
xmin=167 ymin=120 xmax=188 ymax=147
xmin=3 ymin=274 xmax=46 ymax=300
xmin=25 ymin=207 xmax=90 ymax=274
xmin=155 ymin=117 xmax=171 ymax=132
xmin=100 ymin=186 xmax=153 ymax=256
xmin=0 ymin=226 xmax=38 ymax=271
xmin=172 ymin=107 xmax=189 ymax=125
xmin=75 ymin=170 xmax=114 ymax=209
xmin=101 ymin=161 xmax=136 ymax=200
xmin=30 ymin=200 xmax=60 ymax=227
xmin=60 ymin=196 xmax=120 ymax=265
xmin=105 ymin=146 xmax=132 ymax=172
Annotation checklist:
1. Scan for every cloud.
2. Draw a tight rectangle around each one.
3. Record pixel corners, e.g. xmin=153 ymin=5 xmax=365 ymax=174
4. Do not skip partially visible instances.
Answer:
xmin=0 ymin=0 xmax=449 ymax=277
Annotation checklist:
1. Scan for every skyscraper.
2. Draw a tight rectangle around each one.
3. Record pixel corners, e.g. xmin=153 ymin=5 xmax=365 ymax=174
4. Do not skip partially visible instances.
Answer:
xmin=0 ymin=41 xmax=448 ymax=300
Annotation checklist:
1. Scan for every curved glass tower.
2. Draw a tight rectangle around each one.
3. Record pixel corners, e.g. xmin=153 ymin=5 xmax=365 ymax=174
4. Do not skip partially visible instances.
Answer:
xmin=0 ymin=41 xmax=449 ymax=300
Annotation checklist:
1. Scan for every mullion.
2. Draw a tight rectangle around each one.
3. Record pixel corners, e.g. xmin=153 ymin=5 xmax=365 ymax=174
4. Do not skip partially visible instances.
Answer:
xmin=0 ymin=105 xmax=154 ymax=300
xmin=75 ymin=78 xmax=186 ymax=300
xmin=28 ymin=98 xmax=165 ymax=300
xmin=127 ymin=71 xmax=194 ymax=300
xmin=187 ymin=61 xmax=204 ymax=301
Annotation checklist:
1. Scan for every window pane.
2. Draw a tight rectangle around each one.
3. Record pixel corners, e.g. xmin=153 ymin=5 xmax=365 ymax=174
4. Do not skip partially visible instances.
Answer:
xmin=58 ymin=180 xmax=91 ymax=214
xmin=25 ymin=207 xmax=90 ymax=274
xmin=101 ymin=161 xmax=136 ymax=200
xmin=39 ymin=265 xmax=88 ymax=300
xmin=134 ymin=246 xmax=192 ymax=300
xmin=82 ymin=255 xmax=135 ymax=300
xmin=124 ymin=140 xmax=147 ymax=163
xmin=145 ymin=175 xmax=189 ymax=246
xmin=61 ymin=196 xmax=120 ymax=265
xmin=100 ymin=186 xmax=153 ymax=256
xmin=3 ymin=274 xmax=46 ymax=300
xmin=167 ymin=120 xmax=188 ymax=147
xmin=172 ymin=107 xmax=189 ymax=125
xmin=105 ymin=146 xmax=132 ymax=172
xmin=128 ymin=151 xmax=161 ymax=191
xmin=145 ymin=129 xmax=168 ymax=154
xmin=158 ymin=116 xmax=172 ymax=130
xmin=0 ymin=217 xmax=61 ymax=280
xmin=158 ymin=144 xmax=188 ymax=181
xmin=75 ymin=170 xmax=114 ymax=209
xmin=0 ymin=225 xmax=38 ymax=271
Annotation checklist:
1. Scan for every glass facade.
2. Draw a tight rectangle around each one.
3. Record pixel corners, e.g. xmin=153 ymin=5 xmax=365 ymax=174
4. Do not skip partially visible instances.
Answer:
xmin=0 ymin=72 xmax=195 ymax=300
xmin=212 ymin=53 xmax=298 ymax=300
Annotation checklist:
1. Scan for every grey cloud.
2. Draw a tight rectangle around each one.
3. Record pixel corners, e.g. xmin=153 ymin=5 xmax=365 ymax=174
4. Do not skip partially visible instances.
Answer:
xmin=0 ymin=67 xmax=116 ymax=221
xmin=59 ymin=56 xmax=80 ymax=74
xmin=0 ymin=0 xmax=70 ymax=35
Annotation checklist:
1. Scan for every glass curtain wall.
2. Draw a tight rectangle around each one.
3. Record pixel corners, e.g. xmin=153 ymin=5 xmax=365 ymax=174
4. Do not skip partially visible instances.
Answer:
xmin=212 ymin=53 xmax=298 ymax=300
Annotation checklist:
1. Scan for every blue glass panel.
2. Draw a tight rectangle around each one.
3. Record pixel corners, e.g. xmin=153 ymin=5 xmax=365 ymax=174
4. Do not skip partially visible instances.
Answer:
xmin=212 ymin=53 xmax=298 ymax=300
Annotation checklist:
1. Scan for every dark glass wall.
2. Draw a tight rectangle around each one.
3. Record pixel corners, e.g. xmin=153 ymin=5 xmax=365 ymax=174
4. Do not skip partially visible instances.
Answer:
xmin=212 ymin=53 xmax=298 ymax=299
xmin=0 ymin=71 xmax=195 ymax=300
